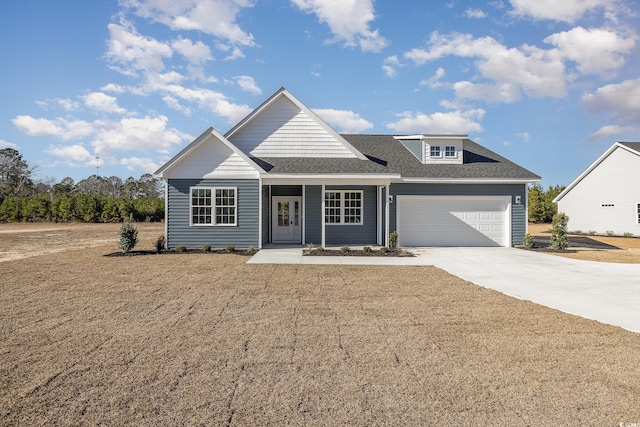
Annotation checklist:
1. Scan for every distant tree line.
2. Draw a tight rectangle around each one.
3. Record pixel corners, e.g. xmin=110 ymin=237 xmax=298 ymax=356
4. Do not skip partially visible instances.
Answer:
xmin=528 ymin=183 xmax=565 ymax=223
xmin=0 ymin=148 xmax=164 ymax=223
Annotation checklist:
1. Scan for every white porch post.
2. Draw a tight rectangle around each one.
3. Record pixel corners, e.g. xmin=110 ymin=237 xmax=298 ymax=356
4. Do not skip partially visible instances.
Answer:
xmin=302 ymin=184 xmax=306 ymax=245
xmin=258 ymin=178 xmax=263 ymax=249
xmin=377 ymin=185 xmax=383 ymax=245
xmin=385 ymin=184 xmax=390 ymax=247
xmin=321 ymin=184 xmax=326 ymax=248
xmin=268 ymin=185 xmax=272 ymax=244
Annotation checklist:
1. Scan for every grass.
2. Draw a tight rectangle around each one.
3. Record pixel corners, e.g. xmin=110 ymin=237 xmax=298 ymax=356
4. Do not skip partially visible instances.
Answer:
xmin=1 ymin=223 xmax=640 ymax=425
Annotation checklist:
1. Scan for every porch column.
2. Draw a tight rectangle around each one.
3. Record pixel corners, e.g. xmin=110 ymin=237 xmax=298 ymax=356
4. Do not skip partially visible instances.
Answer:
xmin=302 ymin=184 xmax=306 ymax=245
xmin=385 ymin=184 xmax=390 ymax=247
xmin=377 ymin=185 xmax=383 ymax=245
xmin=321 ymin=184 xmax=326 ymax=248
xmin=258 ymin=179 xmax=263 ymax=249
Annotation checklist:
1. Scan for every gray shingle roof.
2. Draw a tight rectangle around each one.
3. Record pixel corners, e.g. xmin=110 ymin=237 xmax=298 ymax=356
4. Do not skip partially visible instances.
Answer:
xmin=253 ymin=134 xmax=540 ymax=180
xmin=618 ymin=142 xmax=640 ymax=153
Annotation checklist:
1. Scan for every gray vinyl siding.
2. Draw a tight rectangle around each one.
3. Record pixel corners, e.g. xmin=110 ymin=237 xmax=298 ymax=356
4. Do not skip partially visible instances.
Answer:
xmin=304 ymin=186 xmax=322 ymax=245
xmin=398 ymin=139 xmax=422 ymax=161
xmin=325 ymin=185 xmax=377 ymax=246
xmin=389 ymin=183 xmax=527 ymax=246
xmin=167 ymin=178 xmax=259 ymax=249
xmin=261 ymin=185 xmax=270 ymax=246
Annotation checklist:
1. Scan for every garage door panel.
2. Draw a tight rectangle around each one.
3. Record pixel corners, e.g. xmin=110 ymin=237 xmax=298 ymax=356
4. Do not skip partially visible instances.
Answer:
xmin=398 ymin=197 xmax=508 ymax=247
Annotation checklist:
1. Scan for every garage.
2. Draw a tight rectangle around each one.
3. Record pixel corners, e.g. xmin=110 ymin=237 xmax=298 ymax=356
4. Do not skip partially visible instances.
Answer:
xmin=397 ymin=196 xmax=510 ymax=247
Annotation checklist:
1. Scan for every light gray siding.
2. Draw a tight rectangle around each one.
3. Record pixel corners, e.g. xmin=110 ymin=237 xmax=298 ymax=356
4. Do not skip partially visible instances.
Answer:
xmin=167 ymin=178 xmax=260 ymax=249
xmin=399 ymin=139 xmax=422 ymax=161
xmin=390 ymin=183 xmax=527 ymax=246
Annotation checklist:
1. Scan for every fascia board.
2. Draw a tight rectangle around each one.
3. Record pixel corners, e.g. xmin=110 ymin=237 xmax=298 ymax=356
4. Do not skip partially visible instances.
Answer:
xmin=262 ymin=173 xmax=402 ymax=180
xmin=553 ymin=142 xmax=620 ymax=203
xmin=399 ymin=177 xmax=540 ymax=184
xmin=154 ymin=127 xmax=214 ymax=178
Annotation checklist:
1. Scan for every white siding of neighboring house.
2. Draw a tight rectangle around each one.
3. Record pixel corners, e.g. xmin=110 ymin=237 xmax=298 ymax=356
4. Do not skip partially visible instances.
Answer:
xmin=163 ymin=138 xmax=259 ymax=179
xmin=558 ymin=147 xmax=640 ymax=235
xmin=228 ymin=95 xmax=358 ymax=158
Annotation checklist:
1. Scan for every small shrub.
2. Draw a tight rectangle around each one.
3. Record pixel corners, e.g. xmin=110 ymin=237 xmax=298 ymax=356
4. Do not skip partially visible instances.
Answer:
xmin=573 ymin=230 xmax=583 ymax=235
xmin=550 ymin=212 xmax=569 ymax=251
xmin=389 ymin=231 xmax=398 ymax=248
xmin=306 ymin=243 xmax=315 ymax=252
xmin=246 ymin=245 xmax=257 ymax=255
xmin=588 ymin=230 xmax=597 ymax=236
xmin=379 ymin=246 xmax=389 ymax=253
xmin=175 ymin=244 xmax=187 ymax=253
xmin=202 ymin=244 xmax=211 ymax=252
xmin=118 ymin=217 xmax=139 ymax=253
xmin=606 ymin=230 xmax=615 ymax=237
xmin=340 ymin=245 xmax=350 ymax=253
xmin=226 ymin=244 xmax=235 ymax=253
xmin=155 ymin=234 xmax=165 ymax=252
xmin=623 ymin=232 xmax=634 ymax=238
xmin=522 ymin=232 xmax=535 ymax=249
xmin=314 ymin=246 xmax=324 ymax=252
xmin=363 ymin=246 xmax=372 ymax=253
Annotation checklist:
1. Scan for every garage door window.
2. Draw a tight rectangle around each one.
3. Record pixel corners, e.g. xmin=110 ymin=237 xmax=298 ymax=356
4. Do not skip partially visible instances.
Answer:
xmin=325 ymin=191 xmax=362 ymax=224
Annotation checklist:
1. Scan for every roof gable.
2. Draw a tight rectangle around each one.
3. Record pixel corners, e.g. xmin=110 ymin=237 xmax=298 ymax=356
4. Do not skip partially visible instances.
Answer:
xmin=554 ymin=141 xmax=640 ymax=202
xmin=225 ymin=87 xmax=367 ymax=160
xmin=154 ymin=128 xmax=263 ymax=179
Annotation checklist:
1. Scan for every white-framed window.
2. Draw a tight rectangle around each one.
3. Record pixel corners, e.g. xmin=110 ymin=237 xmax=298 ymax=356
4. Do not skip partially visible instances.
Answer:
xmin=324 ymin=191 xmax=363 ymax=224
xmin=445 ymin=146 xmax=456 ymax=157
xmin=430 ymin=145 xmax=441 ymax=157
xmin=190 ymin=187 xmax=236 ymax=226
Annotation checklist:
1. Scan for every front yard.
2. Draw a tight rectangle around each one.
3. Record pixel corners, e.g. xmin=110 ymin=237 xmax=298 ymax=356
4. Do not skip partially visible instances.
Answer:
xmin=1 ymin=223 xmax=639 ymax=425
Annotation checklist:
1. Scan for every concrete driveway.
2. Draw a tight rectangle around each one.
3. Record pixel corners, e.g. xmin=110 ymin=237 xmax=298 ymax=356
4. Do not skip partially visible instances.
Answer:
xmin=249 ymin=246 xmax=640 ymax=333
xmin=414 ymin=247 xmax=640 ymax=334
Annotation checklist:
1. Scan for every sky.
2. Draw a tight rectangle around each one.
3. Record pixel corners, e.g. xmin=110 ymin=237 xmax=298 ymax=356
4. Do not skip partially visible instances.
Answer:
xmin=1 ymin=0 xmax=639 ymax=187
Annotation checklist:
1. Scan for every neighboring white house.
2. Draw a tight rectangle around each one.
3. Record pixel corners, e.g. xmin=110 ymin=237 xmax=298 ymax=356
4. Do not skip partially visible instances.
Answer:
xmin=554 ymin=142 xmax=640 ymax=235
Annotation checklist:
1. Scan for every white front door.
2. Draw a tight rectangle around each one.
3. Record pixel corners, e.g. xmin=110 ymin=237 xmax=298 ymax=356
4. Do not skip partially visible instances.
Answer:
xmin=272 ymin=197 xmax=302 ymax=243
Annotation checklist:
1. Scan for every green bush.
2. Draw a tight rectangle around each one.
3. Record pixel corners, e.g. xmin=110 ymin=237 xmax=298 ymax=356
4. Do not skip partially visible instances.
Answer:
xmin=155 ymin=234 xmax=165 ymax=252
xmin=389 ymin=231 xmax=398 ymax=248
xmin=340 ymin=246 xmax=350 ymax=253
xmin=623 ymin=232 xmax=634 ymax=238
xmin=363 ymin=246 xmax=372 ymax=253
xmin=246 ymin=245 xmax=257 ymax=255
xmin=379 ymin=246 xmax=389 ymax=253
xmin=175 ymin=245 xmax=187 ymax=252
xmin=118 ymin=217 xmax=139 ymax=253
xmin=226 ymin=244 xmax=235 ymax=253
xmin=202 ymin=244 xmax=211 ymax=252
xmin=523 ymin=232 xmax=535 ymax=249
xmin=606 ymin=230 xmax=615 ymax=237
xmin=550 ymin=212 xmax=569 ymax=251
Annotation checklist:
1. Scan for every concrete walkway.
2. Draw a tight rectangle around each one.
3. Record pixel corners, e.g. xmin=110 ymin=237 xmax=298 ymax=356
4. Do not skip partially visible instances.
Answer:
xmin=248 ymin=246 xmax=640 ymax=333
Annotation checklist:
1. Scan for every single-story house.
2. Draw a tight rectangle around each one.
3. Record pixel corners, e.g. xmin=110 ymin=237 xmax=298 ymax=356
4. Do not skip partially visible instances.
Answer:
xmin=155 ymin=87 xmax=540 ymax=249
xmin=553 ymin=142 xmax=640 ymax=235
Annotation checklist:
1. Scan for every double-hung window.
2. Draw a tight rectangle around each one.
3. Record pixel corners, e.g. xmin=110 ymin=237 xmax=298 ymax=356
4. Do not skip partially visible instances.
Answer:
xmin=324 ymin=191 xmax=362 ymax=224
xmin=191 ymin=187 xmax=236 ymax=226
xmin=430 ymin=145 xmax=441 ymax=157
xmin=445 ymin=146 xmax=456 ymax=157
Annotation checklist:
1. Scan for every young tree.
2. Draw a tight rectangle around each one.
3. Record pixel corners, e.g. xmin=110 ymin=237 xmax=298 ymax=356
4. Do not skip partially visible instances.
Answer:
xmin=550 ymin=212 xmax=570 ymax=250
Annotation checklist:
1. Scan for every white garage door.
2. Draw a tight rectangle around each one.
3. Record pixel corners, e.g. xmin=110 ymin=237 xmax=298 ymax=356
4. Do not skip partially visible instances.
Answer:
xmin=397 ymin=196 xmax=510 ymax=247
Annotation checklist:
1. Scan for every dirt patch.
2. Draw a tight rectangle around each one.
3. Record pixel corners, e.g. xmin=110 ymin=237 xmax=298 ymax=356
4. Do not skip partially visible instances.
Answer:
xmin=1 ymin=224 xmax=640 ymax=425
xmin=528 ymin=223 xmax=640 ymax=263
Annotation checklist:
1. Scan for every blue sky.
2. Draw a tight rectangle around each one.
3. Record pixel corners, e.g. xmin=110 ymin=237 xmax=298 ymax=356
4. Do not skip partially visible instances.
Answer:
xmin=1 ymin=0 xmax=638 ymax=186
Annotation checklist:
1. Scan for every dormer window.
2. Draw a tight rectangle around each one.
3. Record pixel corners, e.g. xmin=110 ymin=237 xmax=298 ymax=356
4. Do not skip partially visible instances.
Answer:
xmin=445 ymin=146 xmax=456 ymax=157
xmin=430 ymin=146 xmax=441 ymax=157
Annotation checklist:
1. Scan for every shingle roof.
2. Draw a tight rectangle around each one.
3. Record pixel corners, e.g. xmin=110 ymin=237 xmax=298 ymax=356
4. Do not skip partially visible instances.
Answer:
xmin=618 ymin=142 xmax=640 ymax=153
xmin=253 ymin=134 xmax=540 ymax=180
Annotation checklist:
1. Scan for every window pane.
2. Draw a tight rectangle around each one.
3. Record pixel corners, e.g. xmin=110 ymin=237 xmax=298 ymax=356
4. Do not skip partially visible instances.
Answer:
xmin=214 ymin=188 xmax=236 ymax=225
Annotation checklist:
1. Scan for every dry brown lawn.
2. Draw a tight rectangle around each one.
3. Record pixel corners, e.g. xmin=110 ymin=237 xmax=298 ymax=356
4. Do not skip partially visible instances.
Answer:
xmin=528 ymin=223 xmax=640 ymax=264
xmin=1 ymin=223 xmax=640 ymax=425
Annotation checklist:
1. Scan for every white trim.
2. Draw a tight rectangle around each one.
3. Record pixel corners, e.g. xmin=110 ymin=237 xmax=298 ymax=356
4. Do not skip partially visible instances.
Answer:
xmin=258 ymin=178 xmax=263 ymax=249
xmin=164 ymin=181 xmax=168 ymax=249
xmin=189 ymin=186 xmax=238 ymax=227
xmin=323 ymin=190 xmax=364 ymax=225
xmin=377 ymin=186 xmax=383 ymax=245
xmin=385 ymin=184 xmax=390 ymax=247
xmin=321 ymin=185 xmax=326 ymax=248
xmin=396 ymin=195 xmax=512 ymax=247
xmin=302 ymin=184 xmax=306 ymax=244
xmin=271 ymin=196 xmax=302 ymax=243
xmin=554 ymin=142 xmax=640 ymax=203
xmin=399 ymin=177 xmax=539 ymax=184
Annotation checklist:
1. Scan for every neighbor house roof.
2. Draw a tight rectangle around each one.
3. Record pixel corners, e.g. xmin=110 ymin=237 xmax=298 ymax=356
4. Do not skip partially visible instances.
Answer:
xmin=253 ymin=134 xmax=541 ymax=182
xmin=554 ymin=141 xmax=640 ymax=203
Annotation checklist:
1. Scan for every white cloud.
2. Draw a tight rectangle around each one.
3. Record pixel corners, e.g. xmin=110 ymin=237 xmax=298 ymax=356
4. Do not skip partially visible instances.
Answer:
xmin=101 ymin=83 xmax=126 ymax=94
xmin=405 ymin=32 xmax=567 ymax=102
xmin=171 ymin=37 xmax=213 ymax=64
xmin=122 ymin=0 xmax=255 ymax=47
xmin=509 ymin=0 xmax=613 ymax=23
xmin=544 ymin=27 xmax=635 ymax=77
xmin=161 ymin=84 xmax=252 ymax=123
xmin=234 ymin=76 xmax=262 ymax=95
xmin=383 ymin=55 xmax=402 ymax=78
xmin=290 ymin=0 xmax=388 ymax=52
xmin=464 ymin=8 xmax=487 ymax=19
xmin=386 ymin=109 xmax=485 ymax=134
xmin=420 ymin=67 xmax=446 ymax=89
xmin=84 ymin=92 xmax=126 ymax=114
xmin=517 ymin=132 xmax=530 ymax=142
xmin=36 ymin=98 xmax=81 ymax=112
xmin=120 ymin=156 xmax=160 ymax=173
xmin=0 ymin=139 xmax=18 ymax=149
xmin=12 ymin=116 xmax=95 ymax=141
xmin=452 ymin=81 xmax=522 ymax=103
xmin=582 ymin=77 xmax=640 ymax=138
xmin=46 ymin=144 xmax=94 ymax=164
xmin=313 ymin=108 xmax=373 ymax=133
